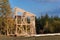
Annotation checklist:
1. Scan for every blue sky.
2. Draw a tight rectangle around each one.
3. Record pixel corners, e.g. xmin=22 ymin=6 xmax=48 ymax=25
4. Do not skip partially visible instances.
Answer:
xmin=9 ymin=0 xmax=60 ymax=17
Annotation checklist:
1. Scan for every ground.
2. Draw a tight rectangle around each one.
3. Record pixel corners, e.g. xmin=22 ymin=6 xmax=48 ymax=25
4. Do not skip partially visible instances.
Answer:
xmin=0 ymin=35 xmax=60 ymax=40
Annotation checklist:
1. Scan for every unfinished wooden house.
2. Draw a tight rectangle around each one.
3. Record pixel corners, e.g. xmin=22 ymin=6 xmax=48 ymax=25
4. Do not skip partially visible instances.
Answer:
xmin=7 ymin=7 xmax=36 ymax=36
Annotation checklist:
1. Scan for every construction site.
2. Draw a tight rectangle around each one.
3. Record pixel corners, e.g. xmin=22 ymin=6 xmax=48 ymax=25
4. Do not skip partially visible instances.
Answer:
xmin=0 ymin=0 xmax=36 ymax=36
xmin=0 ymin=0 xmax=60 ymax=40
xmin=7 ymin=7 xmax=36 ymax=36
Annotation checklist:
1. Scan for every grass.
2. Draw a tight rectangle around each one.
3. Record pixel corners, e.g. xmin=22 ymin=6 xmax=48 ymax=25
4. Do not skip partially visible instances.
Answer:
xmin=0 ymin=35 xmax=60 ymax=40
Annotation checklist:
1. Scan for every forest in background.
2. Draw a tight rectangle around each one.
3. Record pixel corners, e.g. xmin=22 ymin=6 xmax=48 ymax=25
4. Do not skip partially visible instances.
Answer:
xmin=36 ymin=14 xmax=60 ymax=34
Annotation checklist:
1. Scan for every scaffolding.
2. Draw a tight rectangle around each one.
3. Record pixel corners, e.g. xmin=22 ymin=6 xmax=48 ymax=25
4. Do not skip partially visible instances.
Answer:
xmin=7 ymin=7 xmax=36 ymax=36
